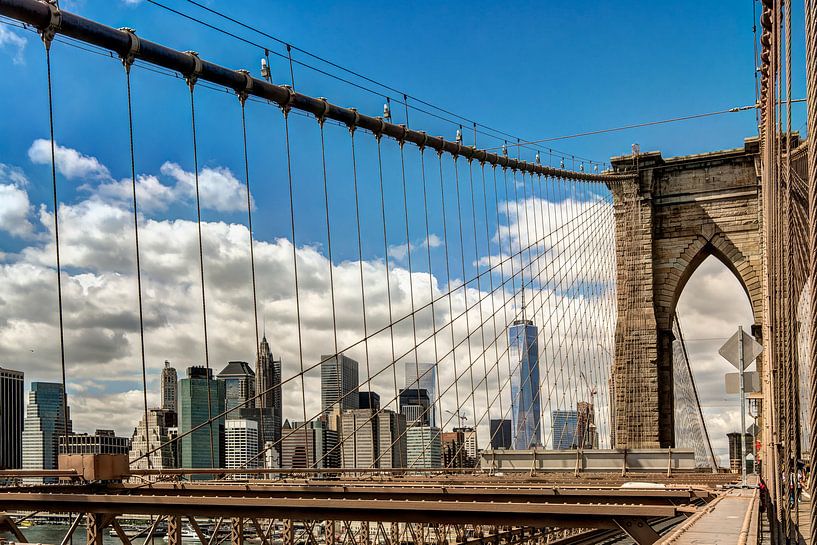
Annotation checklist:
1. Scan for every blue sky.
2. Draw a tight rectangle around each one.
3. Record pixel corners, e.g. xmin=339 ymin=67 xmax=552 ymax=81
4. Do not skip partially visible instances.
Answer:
xmin=0 ymin=0 xmax=806 ymax=264
xmin=0 ymin=0 xmax=807 ymax=183
xmin=0 ymin=1 xmax=802 ymax=460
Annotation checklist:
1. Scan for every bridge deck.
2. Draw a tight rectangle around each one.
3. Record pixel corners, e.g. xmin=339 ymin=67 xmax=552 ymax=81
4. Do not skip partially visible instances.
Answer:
xmin=660 ymin=488 xmax=757 ymax=545
xmin=797 ymin=493 xmax=812 ymax=544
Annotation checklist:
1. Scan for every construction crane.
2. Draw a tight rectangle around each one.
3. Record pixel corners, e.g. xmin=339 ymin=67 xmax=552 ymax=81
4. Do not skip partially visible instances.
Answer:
xmin=578 ymin=372 xmax=598 ymax=449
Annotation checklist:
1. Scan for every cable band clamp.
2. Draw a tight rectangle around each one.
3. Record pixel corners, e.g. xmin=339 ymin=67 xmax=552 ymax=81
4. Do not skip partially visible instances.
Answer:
xmin=119 ymin=28 xmax=140 ymax=72
xmin=40 ymin=0 xmax=62 ymax=49
xmin=417 ymin=131 xmax=429 ymax=151
xmin=316 ymin=97 xmax=330 ymax=126
xmin=236 ymin=69 xmax=253 ymax=106
xmin=435 ymin=137 xmax=444 ymax=157
xmin=184 ymin=51 xmax=203 ymax=90
xmin=476 ymin=149 xmax=487 ymax=166
xmin=373 ymin=117 xmax=387 ymax=140
xmin=281 ymin=85 xmax=295 ymax=115
xmin=347 ymin=108 xmax=360 ymax=134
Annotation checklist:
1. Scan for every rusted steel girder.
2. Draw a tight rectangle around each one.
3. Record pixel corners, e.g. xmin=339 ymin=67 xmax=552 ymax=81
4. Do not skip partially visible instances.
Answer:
xmin=390 ymin=522 xmax=399 ymax=545
xmin=230 ymin=518 xmax=243 ymax=545
xmin=0 ymin=491 xmax=680 ymax=528
xmin=0 ymin=512 xmax=28 ymax=543
xmin=86 ymin=513 xmax=118 ymax=545
xmin=167 ymin=516 xmax=182 ymax=545
xmin=612 ymin=517 xmax=660 ymax=545
xmin=283 ymin=518 xmax=294 ymax=545
xmin=456 ymin=526 xmax=548 ymax=545
xmin=34 ymin=481 xmax=709 ymax=507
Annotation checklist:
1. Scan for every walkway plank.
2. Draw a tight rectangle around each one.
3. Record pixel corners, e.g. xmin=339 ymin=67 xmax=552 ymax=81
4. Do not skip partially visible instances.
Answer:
xmin=661 ymin=488 xmax=756 ymax=545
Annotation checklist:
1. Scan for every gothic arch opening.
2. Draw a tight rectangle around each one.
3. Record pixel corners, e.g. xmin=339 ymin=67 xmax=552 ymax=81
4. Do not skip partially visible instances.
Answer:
xmin=657 ymin=234 xmax=763 ymax=333
xmin=675 ymin=255 xmax=754 ymax=467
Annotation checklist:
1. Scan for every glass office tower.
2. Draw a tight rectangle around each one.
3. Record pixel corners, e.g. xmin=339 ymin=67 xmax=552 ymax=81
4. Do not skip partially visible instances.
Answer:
xmin=508 ymin=319 xmax=542 ymax=449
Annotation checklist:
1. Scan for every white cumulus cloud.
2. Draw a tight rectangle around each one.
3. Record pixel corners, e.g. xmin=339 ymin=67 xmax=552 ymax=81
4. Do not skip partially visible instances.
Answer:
xmin=0 ymin=164 xmax=33 ymax=238
xmin=0 ymin=26 xmax=26 ymax=65
xmin=95 ymin=174 xmax=176 ymax=213
xmin=28 ymin=139 xmax=111 ymax=181
xmin=160 ymin=161 xmax=253 ymax=213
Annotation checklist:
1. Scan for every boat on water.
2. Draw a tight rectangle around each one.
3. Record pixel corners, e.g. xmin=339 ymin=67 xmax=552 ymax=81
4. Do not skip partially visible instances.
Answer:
xmin=162 ymin=525 xmax=205 ymax=542
xmin=109 ymin=524 xmax=167 ymax=538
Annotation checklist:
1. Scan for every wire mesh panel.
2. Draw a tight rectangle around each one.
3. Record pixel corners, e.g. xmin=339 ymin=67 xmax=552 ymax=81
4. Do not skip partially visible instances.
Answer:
xmin=671 ymin=314 xmax=716 ymax=470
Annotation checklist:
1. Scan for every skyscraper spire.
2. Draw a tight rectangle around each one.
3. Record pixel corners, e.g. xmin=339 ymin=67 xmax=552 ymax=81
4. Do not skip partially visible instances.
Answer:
xmin=520 ymin=268 xmax=526 ymax=321
xmin=256 ymin=337 xmax=272 ymax=408
xmin=255 ymin=335 xmax=282 ymax=456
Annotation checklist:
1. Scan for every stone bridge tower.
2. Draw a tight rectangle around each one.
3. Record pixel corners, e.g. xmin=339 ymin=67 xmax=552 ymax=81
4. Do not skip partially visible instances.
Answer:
xmin=608 ymin=138 xmax=765 ymax=448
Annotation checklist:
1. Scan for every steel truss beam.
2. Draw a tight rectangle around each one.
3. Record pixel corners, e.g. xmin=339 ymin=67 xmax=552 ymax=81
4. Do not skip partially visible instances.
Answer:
xmin=612 ymin=516 xmax=660 ymax=545
xmin=0 ymin=512 xmax=28 ymax=543
xmin=11 ymin=481 xmax=710 ymax=506
xmin=0 ymin=491 xmax=681 ymax=529
xmin=456 ymin=526 xmax=548 ymax=545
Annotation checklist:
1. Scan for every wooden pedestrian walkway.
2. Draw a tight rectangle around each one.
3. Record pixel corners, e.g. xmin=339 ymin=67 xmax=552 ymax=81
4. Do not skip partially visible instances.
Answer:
xmin=796 ymin=492 xmax=812 ymax=544
xmin=658 ymin=488 xmax=758 ymax=545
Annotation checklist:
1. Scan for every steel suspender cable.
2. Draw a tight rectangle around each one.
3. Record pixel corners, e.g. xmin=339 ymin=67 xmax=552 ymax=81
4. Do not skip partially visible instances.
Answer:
xmin=500 ymin=166 xmax=519 ymax=446
xmin=286 ymin=44 xmax=295 ymax=90
xmin=318 ymin=110 xmax=340 ymax=453
xmin=674 ymin=312 xmax=718 ymax=471
xmin=0 ymin=3 xmax=623 ymax=181
xmin=238 ymin=84 xmax=263 ymax=454
xmin=806 ymin=0 xmax=817 ymax=540
xmin=493 ymin=165 xmax=515 ymax=447
xmin=469 ymin=160 xmax=492 ymax=454
xmin=134 ymin=191 xmax=610 ymax=472
xmin=397 ymin=142 xmax=428 ymax=469
xmin=356 ymin=187 xmax=612 ymax=464
xmin=171 ymin=0 xmax=604 ymax=167
xmin=288 ymin=180 xmax=611 ymax=471
xmin=481 ymin=162 xmax=505 ymax=450
xmin=349 ymin=124 xmax=373 ymax=466
xmin=784 ymin=2 xmax=799 ymax=537
xmin=186 ymin=68 xmax=216 ymax=470
xmin=122 ymin=33 xmax=152 ymax=469
xmin=526 ymin=171 xmax=543 ymax=447
xmin=370 ymin=182 xmax=610 ymax=468
xmin=421 ymin=147 xmax=445 ymax=466
xmin=453 ymin=156 xmax=478 ymax=439
xmin=42 ymin=24 xmax=70 ymax=448
xmin=375 ymin=136 xmax=402 ymax=468
xmin=281 ymin=106 xmax=311 ymax=469
xmin=466 ymin=190 xmax=613 ymax=459
xmin=438 ymin=151 xmax=463 ymax=447
xmin=132 ymin=167 xmax=590 ymax=465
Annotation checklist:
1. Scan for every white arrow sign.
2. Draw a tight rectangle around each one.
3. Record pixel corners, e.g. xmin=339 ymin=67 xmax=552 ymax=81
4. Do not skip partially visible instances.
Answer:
xmin=718 ymin=329 xmax=763 ymax=370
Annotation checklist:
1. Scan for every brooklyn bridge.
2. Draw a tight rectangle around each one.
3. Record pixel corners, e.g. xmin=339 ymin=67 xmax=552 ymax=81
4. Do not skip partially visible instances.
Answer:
xmin=0 ymin=0 xmax=814 ymax=543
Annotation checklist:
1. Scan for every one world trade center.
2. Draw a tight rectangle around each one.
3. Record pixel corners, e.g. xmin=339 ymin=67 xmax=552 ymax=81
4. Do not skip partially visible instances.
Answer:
xmin=508 ymin=319 xmax=542 ymax=449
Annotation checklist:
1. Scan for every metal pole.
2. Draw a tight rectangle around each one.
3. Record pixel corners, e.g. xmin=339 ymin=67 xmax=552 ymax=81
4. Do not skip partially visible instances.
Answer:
xmin=739 ymin=326 xmax=747 ymax=487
